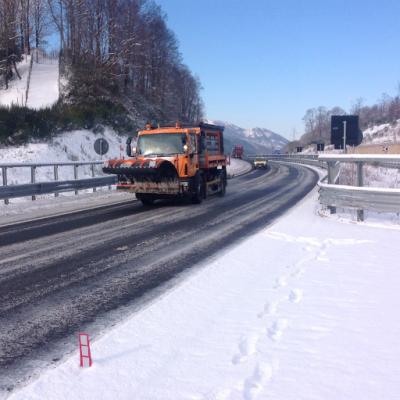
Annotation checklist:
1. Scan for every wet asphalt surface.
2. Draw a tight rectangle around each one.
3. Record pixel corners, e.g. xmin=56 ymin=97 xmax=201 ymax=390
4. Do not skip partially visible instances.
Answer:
xmin=0 ymin=162 xmax=318 ymax=392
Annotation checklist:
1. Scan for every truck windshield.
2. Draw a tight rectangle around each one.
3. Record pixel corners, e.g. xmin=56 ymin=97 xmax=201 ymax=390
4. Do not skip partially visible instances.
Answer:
xmin=137 ymin=133 xmax=185 ymax=156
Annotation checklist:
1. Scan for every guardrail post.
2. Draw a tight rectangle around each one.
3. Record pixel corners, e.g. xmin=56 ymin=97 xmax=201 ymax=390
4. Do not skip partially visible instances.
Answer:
xmin=74 ymin=164 xmax=78 ymax=195
xmin=91 ymin=164 xmax=96 ymax=192
xmin=2 ymin=167 xmax=9 ymax=205
xmin=54 ymin=165 xmax=59 ymax=197
xmin=357 ymin=162 xmax=364 ymax=222
xmin=327 ymin=162 xmax=336 ymax=214
xmin=31 ymin=166 xmax=36 ymax=201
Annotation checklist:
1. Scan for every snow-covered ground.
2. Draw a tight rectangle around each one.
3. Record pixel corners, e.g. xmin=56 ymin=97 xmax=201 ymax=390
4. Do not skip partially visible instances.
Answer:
xmin=338 ymin=162 xmax=400 ymax=188
xmin=26 ymin=55 xmax=59 ymax=109
xmin=296 ymin=121 xmax=400 ymax=189
xmin=0 ymin=56 xmax=31 ymax=107
xmin=7 ymin=183 xmax=400 ymax=400
xmin=0 ymin=190 xmax=133 ymax=226
xmin=0 ymin=51 xmax=59 ymax=110
xmin=227 ymin=158 xmax=252 ymax=177
xmin=363 ymin=120 xmax=400 ymax=145
xmin=0 ymin=128 xmax=126 ymax=186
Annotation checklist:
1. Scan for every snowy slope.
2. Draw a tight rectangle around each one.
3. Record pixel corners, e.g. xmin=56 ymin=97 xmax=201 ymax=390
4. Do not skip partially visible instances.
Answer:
xmin=0 ymin=56 xmax=31 ymax=107
xmin=362 ymin=119 xmax=400 ymax=145
xmin=0 ymin=51 xmax=59 ymax=110
xmin=243 ymin=126 xmax=287 ymax=149
xmin=26 ymin=56 xmax=59 ymax=109
xmin=7 ymin=187 xmax=400 ymax=400
xmin=0 ymin=128 xmax=126 ymax=186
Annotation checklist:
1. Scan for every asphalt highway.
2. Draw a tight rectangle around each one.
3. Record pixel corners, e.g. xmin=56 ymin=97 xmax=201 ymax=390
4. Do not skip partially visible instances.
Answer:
xmin=0 ymin=162 xmax=318 ymax=392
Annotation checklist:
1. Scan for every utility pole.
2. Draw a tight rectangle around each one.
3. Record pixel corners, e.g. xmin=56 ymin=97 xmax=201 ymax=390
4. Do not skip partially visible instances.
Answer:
xmin=343 ymin=120 xmax=347 ymax=154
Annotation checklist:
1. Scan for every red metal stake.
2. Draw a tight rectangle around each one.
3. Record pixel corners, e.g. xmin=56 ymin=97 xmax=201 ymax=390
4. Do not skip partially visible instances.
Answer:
xmin=79 ymin=333 xmax=93 ymax=367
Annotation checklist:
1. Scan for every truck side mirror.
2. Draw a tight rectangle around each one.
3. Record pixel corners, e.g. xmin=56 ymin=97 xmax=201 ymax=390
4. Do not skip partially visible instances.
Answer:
xmin=126 ymin=137 xmax=136 ymax=157
xmin=126 ymin=137 xmax=132 ymax=157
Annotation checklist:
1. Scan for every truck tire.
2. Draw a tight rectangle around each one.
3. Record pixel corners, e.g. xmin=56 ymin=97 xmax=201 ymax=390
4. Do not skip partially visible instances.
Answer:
xmin=217 ymin=170 xmax=227 ymax=197
xmin=191 ymin=173 xmax=203 ymax=204
xmin=137 ymin=194 xmax=155 ymax=206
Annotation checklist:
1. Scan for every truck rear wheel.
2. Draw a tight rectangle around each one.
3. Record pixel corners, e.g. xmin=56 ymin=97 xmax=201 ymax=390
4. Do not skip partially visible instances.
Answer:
xmin=191 ymin=174 xmax=203 ymax=204
xmin=217 ymin=171 xmax=227 ymax=197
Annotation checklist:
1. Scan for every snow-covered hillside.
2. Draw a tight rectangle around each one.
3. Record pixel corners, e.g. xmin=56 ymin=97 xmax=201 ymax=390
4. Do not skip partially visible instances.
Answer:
xmin=362 ymin=119 xmax=400 ymax=145
xmin=0 ymin=51 xmax=59 ymax=109
xmin=26 ymin=53 xmax=59 ymax=109
xmin=0 ymin=128 xmax=126 ymax=185
xmin=0 ymin=56 xmax=31 ymax=107
xmin=244 ymin=127 xmax=288 ymax=149
xmin=210 ymin=121 xmax=288 ymax=155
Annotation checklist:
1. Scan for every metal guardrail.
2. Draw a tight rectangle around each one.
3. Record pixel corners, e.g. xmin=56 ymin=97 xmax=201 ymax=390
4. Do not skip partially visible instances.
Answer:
xmin=318 ymin=154 xmax=400 ymax=220
xmin=247 ymin=154 xmax=327 ymax=169
xmin=0 ymin=176 xmax=116 ymax=200
xmin=318 ymin=183 xmax=400 ymax=213
xmin=3 ymin=156 xmax=400 ymax=220
xmin=0 ymin=161 xmax=113 ymax=204
xmin=249 ymin=153 xmax=400 ymax=220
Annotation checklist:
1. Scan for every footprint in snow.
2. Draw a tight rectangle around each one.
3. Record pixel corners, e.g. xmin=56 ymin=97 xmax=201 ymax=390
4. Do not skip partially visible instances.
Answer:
xmin=257 ymin=301 xmax=278 ymax=318
xmin=274 ymin=276 xmax=287 ymax=289
xmin=291 ymin=268 xmax=305 ymax=277
xmin=214 ymin=388 xmax=232 ymax=400
xmin=267 ymin=319 xmax=289 ymax=342
xmin=193 ymin=388 xmax=231 ymax=400
xmin=243 ymin=362 xmax=273 ymax=400
xmin=289 ymin=289 xmax=303 ymax=304
xmin=232 ymin=334 xmax=259 ymax=364
xmin=303 ymin=246 xmax=315 ymax=253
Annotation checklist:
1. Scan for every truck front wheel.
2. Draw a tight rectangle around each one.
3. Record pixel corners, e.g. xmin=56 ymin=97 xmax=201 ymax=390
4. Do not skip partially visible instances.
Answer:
xmin=137 ymin=194 xmax=155 ymax=206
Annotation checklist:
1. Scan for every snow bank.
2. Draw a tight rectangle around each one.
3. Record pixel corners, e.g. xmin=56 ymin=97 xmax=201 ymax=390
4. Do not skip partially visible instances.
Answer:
xmin=0 ymin=190 xmax=133 ymax=225
xmin=7 ymin=190 xmax=400 ymax=400
xmin=227 ymin=158 xmax=252 ymax=177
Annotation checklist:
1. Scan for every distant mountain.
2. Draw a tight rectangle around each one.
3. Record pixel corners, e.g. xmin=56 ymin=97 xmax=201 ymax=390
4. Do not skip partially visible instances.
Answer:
xmin=210 ymin=121 xmax=289 ymax=155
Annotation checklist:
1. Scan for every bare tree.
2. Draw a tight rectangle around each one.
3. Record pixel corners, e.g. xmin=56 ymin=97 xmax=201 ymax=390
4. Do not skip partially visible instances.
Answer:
xmin=31 ymin=0 xmax=50 ymax=52
xmin=0 ymin=0 xmax=22 ymax=88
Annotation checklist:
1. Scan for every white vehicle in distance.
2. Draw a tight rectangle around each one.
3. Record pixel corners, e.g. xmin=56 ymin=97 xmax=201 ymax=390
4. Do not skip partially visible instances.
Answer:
xmin=253 ymin=158 xmax=268 ymax=169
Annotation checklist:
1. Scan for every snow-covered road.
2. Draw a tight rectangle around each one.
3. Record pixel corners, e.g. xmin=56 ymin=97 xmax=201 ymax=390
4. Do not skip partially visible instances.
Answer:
xmin=0 ymin=163 xmax=318 ymax=396
xmin=5 ymin=173 xmax=400 ymax=400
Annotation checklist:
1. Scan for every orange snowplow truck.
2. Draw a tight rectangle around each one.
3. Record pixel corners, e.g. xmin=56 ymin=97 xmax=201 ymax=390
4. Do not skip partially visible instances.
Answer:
xmin=103 ymin=122 xmax=227 ymax=205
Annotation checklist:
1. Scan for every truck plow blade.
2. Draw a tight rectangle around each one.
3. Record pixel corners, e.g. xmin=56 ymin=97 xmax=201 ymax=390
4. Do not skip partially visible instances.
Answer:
xmin=117 ymin=180 xmax=180 ymax=194
xmin=103 ymin=159 xmax=178 ymax=182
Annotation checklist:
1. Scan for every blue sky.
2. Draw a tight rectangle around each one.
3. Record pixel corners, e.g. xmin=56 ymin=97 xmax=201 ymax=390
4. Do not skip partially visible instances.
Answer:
xmin=156 ymin=0 xmax=400 ymax=139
